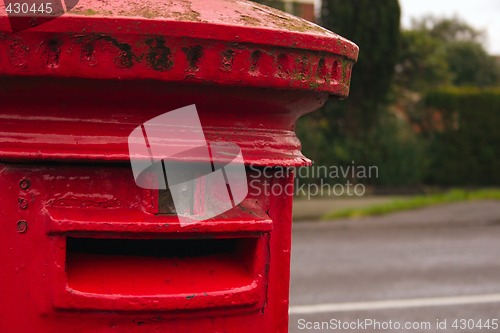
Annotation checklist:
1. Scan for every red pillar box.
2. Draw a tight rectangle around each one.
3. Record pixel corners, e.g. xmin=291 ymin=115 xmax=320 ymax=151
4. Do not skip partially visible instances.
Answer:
xmin=0 ymin=0 xmax=357 ymax=332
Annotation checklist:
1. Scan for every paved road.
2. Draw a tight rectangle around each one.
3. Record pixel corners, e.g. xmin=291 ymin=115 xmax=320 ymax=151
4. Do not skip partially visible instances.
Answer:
xmin=289 ymin=201 xmax=500 ymax=332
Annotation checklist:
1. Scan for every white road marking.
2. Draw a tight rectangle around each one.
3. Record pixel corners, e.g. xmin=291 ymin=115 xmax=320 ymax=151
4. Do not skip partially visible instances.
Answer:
xmin=289 ymin=293 xmax=500 ymax=314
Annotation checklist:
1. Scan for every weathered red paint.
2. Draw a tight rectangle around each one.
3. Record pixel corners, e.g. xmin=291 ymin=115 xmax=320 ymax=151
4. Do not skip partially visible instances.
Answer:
xmin=0 ymin=0 xmax=357 ymax=332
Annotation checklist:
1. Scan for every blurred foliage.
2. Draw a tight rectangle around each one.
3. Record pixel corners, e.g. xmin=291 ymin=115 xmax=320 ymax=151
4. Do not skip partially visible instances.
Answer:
xmin=299 ymin=0 xmax=407 ymax=185
xmin=424 ymin=87 xmax=500 ymax=185
xmin=411 ymin=15 xmax=484 ymax=44
xmin=392 ymin=17 xmax=500 ymax=186
xmin=297 ymin=108 xmax=429 ymax=186
xmin=395 ymin=30 xmax=451 ymax=92
xmin=446 ymin=41 xmax=499 ymax=87
xmin=320 ymin=0 xmax=401 ymax=136
xmin=252 ymin=1 xmax=500 ymax=187
xmin=397 ymin=16 xmax=500 ymax=89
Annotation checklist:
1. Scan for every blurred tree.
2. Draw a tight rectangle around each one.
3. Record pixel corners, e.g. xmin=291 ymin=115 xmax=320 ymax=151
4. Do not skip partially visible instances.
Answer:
xmin=297 ymin=0 xmax=407 ymax=185
xmin=394 ymin=16 xmax=500 ymax=136
xmin=395 ymin=30 xmax=451 ymax=92
xmin=400 ymin=16 xmax=500 ymax=88
xmin=411 ymin=15 xmax=484 ymax=44
xmin=446 ymin=41 xmax=499 ymax=86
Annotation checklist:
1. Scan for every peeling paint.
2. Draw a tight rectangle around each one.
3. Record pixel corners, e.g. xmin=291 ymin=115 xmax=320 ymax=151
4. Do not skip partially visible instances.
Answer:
xmin=221 ymin=49 xmax=235 ymax=71
xmin=182 ymin=45 xmax=203 ymax=70
xmin=73 ymin=34 xmax=138 ymax=68
xmin=145 ymin=37 xmax=173 ymax=71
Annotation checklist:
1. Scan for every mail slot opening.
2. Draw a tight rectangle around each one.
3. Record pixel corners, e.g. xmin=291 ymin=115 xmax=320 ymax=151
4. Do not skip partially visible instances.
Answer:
xmin=66 ymin=236 xmax=260 ymax=296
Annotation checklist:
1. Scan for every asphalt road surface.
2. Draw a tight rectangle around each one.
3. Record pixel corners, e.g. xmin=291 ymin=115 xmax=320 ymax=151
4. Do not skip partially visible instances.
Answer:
xmin=289 ymin=201 xmax=500 ymax=333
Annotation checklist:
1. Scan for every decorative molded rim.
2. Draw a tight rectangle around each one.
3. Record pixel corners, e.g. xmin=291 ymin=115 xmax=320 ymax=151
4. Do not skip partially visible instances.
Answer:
xmin=0 ymin=16 xmax=357 ymax=96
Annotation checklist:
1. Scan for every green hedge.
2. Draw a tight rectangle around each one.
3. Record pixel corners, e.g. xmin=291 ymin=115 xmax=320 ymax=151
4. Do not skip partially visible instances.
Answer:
xmin=424 ymin=87 xmax=500 ymax=185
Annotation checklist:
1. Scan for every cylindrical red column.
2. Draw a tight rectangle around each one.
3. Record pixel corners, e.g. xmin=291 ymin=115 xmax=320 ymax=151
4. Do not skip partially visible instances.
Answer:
xmin=0 ymin=1 xmax=357 ymax=332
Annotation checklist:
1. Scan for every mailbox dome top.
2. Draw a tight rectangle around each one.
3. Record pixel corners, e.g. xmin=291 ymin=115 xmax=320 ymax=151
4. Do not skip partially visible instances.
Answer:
xmin=69 ymin=0 xmax=353 ymax=50
xmin=66 ymin=0 xmax=358 ymax=58
xmin=0 ymin=0 xmax=358 ymax=96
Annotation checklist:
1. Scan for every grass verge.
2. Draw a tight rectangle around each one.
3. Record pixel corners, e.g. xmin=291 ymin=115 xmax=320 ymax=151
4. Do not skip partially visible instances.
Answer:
xmin=321 ymin=189 xmax=500 ymax=220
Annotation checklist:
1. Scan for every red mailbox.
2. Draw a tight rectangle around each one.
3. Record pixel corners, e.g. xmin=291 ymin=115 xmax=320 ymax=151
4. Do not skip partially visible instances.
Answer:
xmin=0 ymin=0 xmax=357 ymax=332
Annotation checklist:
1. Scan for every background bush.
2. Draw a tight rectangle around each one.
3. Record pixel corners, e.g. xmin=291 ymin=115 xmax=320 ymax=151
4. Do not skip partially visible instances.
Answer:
xmin=424 ymin=87 xmax=500 ymax=185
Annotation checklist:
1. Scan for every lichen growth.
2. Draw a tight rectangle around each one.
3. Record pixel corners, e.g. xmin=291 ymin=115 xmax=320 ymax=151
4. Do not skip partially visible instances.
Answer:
xmin=239 ymin=15 xmax=261 ymax=26
xmin=250 ymin=3 xmax=330 ymax=34
xmin=309 ymin=81 xmax=320 ymax=89
xmin=70 ymin=8 xmax=113 ymax=16
xmin=293 ymin=72 xmax=306 ymax=81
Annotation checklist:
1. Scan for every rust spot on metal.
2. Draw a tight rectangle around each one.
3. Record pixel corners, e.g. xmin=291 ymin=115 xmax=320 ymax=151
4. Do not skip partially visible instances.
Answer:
xmin=19 ymin=178 xmax=30 ymax=190
xmin=73 ymin=34 xmax=137 ymax=68
xmin=145 ymin=37 xmax=173 ymax=71
xmin=45 ymin=38 xmax=62 ymax=68
xmin=47 ymin=194 xmax=122 ymax=209
xmin=16 ymin=220 xmax=28 ymax=233
xmin=250 ymin=50 xmax=261 ymax=73
xmin=100 ymin=35 xmax=135 ymax=68
xmin=8 ymin=38 xmax=29 ymax=67
xmin=316 ymin=58 xmax=326 ymax=78
xmin=18 ymin=198 xmax=28 ymax=210
xmin=221 ymin=49 xmax=235 ymax=71
xmin=182 ymin=45 xmax=203 ymax=70
xmin=276 ymin=53 xmax=290 ymax=77
xmin=81 ymin=40 xmax=97 ymax=66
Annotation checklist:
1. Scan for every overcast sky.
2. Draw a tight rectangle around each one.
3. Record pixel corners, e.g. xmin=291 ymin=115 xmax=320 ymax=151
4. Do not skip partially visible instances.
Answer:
xmin=400 ymin=0 xmax=500 ymax=55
